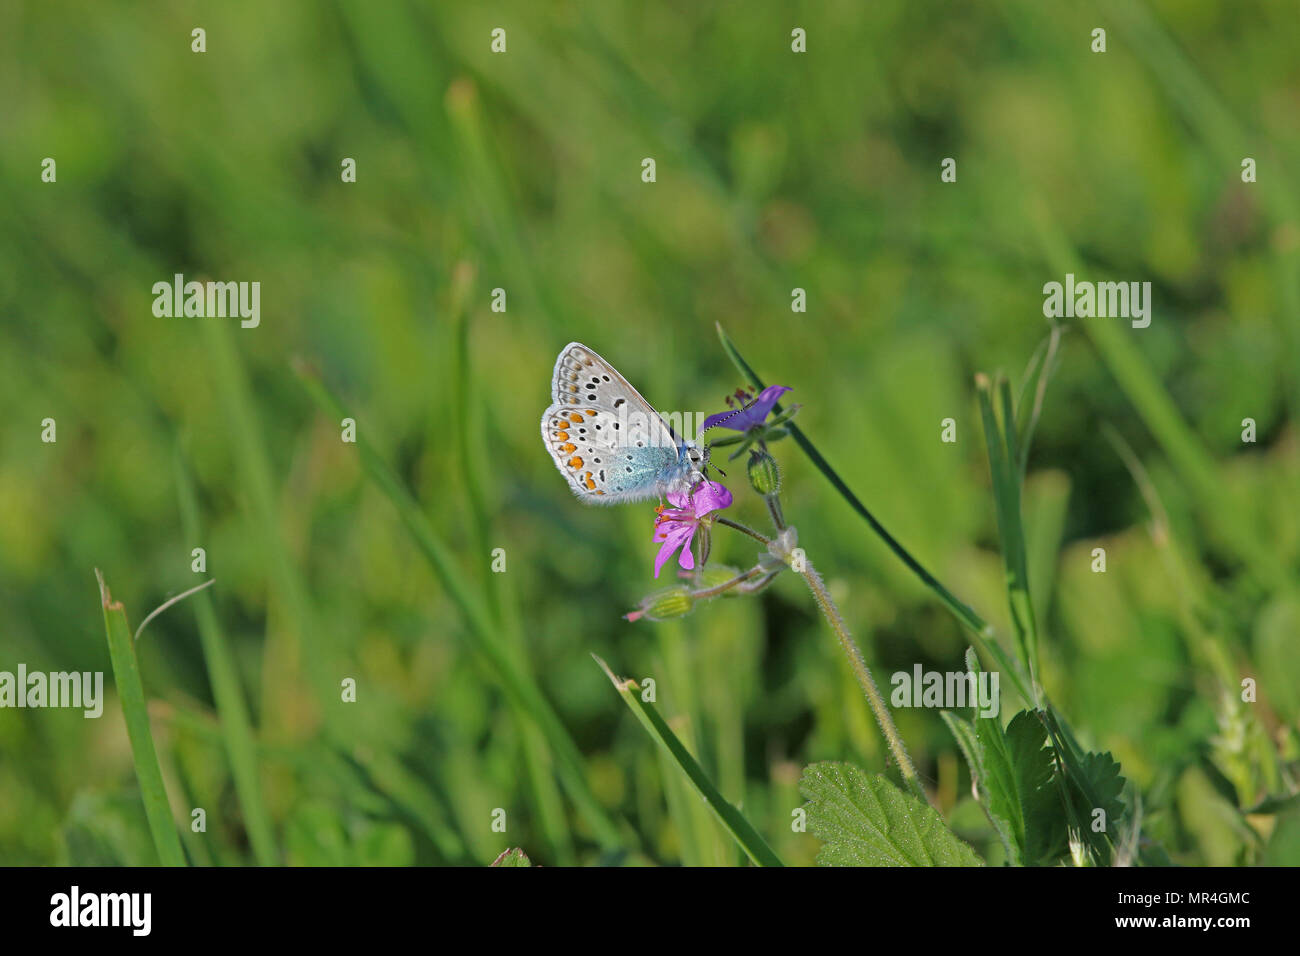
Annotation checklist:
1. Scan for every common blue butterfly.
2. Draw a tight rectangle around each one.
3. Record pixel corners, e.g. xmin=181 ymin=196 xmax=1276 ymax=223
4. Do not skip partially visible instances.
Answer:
xmin=541 ymin=342 xmax=707 ymax=504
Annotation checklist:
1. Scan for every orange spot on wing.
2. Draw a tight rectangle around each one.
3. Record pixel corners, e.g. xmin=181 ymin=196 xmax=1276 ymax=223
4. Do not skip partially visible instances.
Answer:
xmin=560 ymin=443 xmax=576 ymax=453
xmin=568 ymin=456 xmax=583 ymax=469
xmin=556 ymin=431 xmax=569 ymax=441
xmin=568 ymin=412 xmax=584 ymax=423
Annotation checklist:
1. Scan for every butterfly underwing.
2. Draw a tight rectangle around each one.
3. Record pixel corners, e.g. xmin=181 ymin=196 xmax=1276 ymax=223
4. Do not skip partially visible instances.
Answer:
xmin=540 ymin=342 xmax=705 ymax=504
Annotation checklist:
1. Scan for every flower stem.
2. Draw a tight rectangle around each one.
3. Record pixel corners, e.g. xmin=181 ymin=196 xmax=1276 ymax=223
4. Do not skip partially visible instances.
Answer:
xmin=715 ymin=516 xmax=770 ymax=546
xmin=765 ymin=495 xmax=786 ymax=531
xmin=690 ymin=565 xmax=764 ymax=601
xmin=797 ymin=555 xmax=928 ymax=805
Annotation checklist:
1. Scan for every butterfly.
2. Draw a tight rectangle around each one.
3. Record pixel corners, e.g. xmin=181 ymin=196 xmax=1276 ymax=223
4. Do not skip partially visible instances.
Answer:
xmin=541 ymin=342 xmax=709 ymax=504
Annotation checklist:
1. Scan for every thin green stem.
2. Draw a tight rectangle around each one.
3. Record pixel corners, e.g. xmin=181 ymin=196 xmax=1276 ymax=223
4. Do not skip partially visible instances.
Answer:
xmin=715 ymin=516 xmax=771 ymax=546
xmin=715 ymin=322 xmax=1035 ymax=706
xmin=737 ymin=569 xmax=783 ymax=594
xmin=765 ymin=495 xmax=786 ymax=531
xmin=796 ymin=556 xmax=927 ymax=805
xmin=689 ymin=565 xmax=765 ymax=601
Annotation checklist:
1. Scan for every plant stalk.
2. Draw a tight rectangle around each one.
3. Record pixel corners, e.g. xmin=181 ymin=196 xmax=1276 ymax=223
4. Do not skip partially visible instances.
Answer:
xmin=797 ymin=556 xmax=928 ymax=805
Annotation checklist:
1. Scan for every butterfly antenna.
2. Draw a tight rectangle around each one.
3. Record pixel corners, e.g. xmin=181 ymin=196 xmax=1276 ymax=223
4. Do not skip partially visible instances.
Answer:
xmin=700 ymin=387 xmax=762 ymax=433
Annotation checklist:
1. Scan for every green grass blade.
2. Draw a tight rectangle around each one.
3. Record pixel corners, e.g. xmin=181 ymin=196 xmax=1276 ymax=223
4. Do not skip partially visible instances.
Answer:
xmin=294 ymin=360 xmax=625 ymax=852
xmin=95 ymin=569 xmax=187 ymax=866
xmin=715 ymin=322 xmax=1033 ymax=705
xmin=976 ymin=374 xmax=1042 ymax=697
xmin=174 ymin=448 xmax=279 ymax=866
xmin=593 ymin=655 xmax=784 ymax=867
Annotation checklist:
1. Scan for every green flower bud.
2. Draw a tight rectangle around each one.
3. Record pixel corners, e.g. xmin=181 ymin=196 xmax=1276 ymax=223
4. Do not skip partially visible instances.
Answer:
xmin=625 ymin=586 xmax=694 ymax=622
xmin=747 ymin=449 xmax=781 ymax=496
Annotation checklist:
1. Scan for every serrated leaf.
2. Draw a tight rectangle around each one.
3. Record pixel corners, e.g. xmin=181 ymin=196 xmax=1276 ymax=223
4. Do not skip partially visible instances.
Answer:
xmin=999 ymin=710 xmax=1066 ymax=865
xmin=1068 ymin=750 xmax=1126 ymax=828
xmin=491 ymin=847 xmax=532 ymax=867
xmin=1044 ymin=709 xmax=1128 ymax=862
xmin=947 ymin=706 xmax=1064 ymax=866
xmin=943 ymin=652 xmax=1059 ymax=865
xmin=977 ymin=712 xmax=1033 ymax=865
xmin=799 ymin=762 xmax=984 ymax=867
xmin=941 ymin=710 xmax=1021 ymax=864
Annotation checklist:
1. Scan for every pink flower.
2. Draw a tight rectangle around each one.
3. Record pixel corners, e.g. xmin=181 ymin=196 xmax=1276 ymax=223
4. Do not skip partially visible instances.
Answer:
xmin=652 ymin=481 xmax=733 ymax=578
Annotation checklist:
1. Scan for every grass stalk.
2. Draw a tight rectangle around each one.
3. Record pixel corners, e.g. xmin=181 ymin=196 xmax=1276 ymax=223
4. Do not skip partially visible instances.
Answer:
xmin=175 ymin=449 xmax=279 ymax=866
xmin=594 ymin=655 xmax=784 ymax=867
xmin=95 ymin=569 xmax=186 ymax=866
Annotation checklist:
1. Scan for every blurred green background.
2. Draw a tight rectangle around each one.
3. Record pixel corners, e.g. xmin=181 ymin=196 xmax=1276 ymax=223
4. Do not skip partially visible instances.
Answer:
xmin=1 ymin=0 xmax=1297 ymax=866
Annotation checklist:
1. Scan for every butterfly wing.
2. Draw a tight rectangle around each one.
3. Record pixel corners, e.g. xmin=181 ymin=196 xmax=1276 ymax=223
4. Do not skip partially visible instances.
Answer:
xmin=541 ymin=342 xmax=686 ymax=504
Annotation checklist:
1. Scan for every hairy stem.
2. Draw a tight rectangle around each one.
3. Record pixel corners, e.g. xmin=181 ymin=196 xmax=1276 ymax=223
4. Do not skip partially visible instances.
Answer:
xmin=690 ymin=565 xmax=765 ymax=601
xmin=715 ymin=516 xmax=771 ymax=546
xmin=798 ymin=555 xmax=927 ymax=804
xmin=765 ymin=495 xmax=786 ymax=531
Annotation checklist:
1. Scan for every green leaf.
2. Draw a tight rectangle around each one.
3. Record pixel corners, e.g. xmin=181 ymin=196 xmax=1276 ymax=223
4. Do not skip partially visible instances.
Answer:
xmin=491 ymin=847 xmax=533 ymax=867
xmin=994 ymin=711 xmax=1065 ymax=866
xmin=1067 ymin=751 xmax=1127 ymax=829
xmin=1043 ymin=709 xmax=1128 ymax=862
xmin=943 ymin=699 xmax=1064 ymax=866
xmin=799 ymin=762 xmax=984 ymax=867
xmin=941 ymin=711 xmax=1020 ymax=864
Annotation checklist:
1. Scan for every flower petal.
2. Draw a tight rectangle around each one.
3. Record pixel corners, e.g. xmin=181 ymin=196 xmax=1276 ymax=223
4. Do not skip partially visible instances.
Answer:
xmin=691 ymin=480 xmax=733 ymax=517
xmin=702 ymin=385 xmax=792 ymax=432
xmin=745 ymin=385 xmax=792 ymax=423
xmin=676 ymin=535 xmax=696 ymax=571
xmin=653 ymin=524 xmax=696 ymax=578
xmin=665 ymin=490 xmax=692 ymax=509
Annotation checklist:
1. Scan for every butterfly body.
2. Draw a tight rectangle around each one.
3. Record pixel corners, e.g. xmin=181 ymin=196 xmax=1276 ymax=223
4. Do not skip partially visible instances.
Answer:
xmin=541 ymin=342 xmax=706 ymax=504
